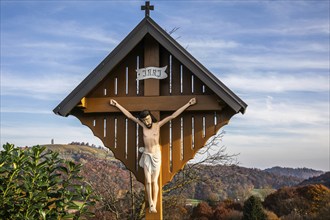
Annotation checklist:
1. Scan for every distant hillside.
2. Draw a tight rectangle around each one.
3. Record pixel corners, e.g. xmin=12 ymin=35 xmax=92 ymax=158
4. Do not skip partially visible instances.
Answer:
xmin=38 ymin=144 xmax=329 ymax=219
xmin=264 ymin=166 xmax=324 ymax=179
xmin=44 ymin=144 xmax=319 ymax=202
xmin=299 ymin=172 xmax=330 ymax=188
xmin=43 ymin=144 xmax=114 ymax=160
xmin=173 ymin=164 xmax=303 ymax=202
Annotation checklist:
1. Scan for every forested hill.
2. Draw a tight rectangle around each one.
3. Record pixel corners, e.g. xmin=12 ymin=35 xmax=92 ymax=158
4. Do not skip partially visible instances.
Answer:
xmin=264 ymin=166 xmax=324 ymax=179
xmin=39 ymin=144 xmax=329 ymax=219
xmin=42 ymin=144 xmax=326 ymax=202
xmin=299 ymin=172 xmax=330 ymax=188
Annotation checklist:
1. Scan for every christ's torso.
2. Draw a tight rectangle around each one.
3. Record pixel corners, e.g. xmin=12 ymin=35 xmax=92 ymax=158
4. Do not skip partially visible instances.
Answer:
xmin=143 ymin=122 xmax=160 ymax=154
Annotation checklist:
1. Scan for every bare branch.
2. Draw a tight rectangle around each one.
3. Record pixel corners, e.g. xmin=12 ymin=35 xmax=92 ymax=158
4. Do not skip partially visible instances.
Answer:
xmin=163 ymin=131 xmax=239 ymax=196
xmin=168 ymin=27 xmax=180 ymax=35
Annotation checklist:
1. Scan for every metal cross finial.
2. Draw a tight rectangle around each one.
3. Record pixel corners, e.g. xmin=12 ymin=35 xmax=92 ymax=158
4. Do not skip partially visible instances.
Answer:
xmin=141 ymin=1 xmax=154 ymax=17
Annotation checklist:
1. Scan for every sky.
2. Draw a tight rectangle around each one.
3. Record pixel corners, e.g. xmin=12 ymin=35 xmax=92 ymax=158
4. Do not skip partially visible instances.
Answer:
xmin=1 ymin=0 xmax=329 ymax=171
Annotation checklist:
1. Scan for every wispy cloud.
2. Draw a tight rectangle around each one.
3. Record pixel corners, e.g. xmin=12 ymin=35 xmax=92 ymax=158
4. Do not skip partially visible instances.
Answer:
xmin=237 ymin=96 xmax=329 ymax=127
xmin=185 ymin=39 xmax=240 ymax=49
xmin=182 ymin=38 xmax=329 ymax=72
xmin=34 ymin=19 xmax=119 ymax=45
xmin=0 ymin=108 xmax=52 ymax=114
xmin=1 ymin=72 xmax=83 ymax=100
xmin=221 ymin=73 xmax=329 ymax=93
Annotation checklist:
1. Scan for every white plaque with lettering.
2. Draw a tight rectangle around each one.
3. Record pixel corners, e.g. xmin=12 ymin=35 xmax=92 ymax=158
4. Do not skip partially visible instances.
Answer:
xmin=136 ymin=66 xmax=168 ymax=81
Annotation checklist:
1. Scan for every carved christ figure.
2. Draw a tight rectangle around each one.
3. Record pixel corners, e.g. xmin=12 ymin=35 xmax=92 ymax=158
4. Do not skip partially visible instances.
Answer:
xmin=110 ymin=98 xmax=196 ymax=213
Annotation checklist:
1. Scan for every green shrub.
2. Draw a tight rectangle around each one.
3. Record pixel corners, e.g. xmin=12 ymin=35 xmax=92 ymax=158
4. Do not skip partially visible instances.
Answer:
xmin=0 ymin=143 xmax=95 ymax=219
xmin=243 ymin=196 xmax=267 ymax=220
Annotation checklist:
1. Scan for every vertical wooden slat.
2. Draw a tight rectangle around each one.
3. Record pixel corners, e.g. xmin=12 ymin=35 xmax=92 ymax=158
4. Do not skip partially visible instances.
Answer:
xmin=126 ymin=119 xmax=137 ymax=171
xmin=171 ymin=117 xmax=182 ymax=173
xmin=127 ymin=45 xmax=141 ymax=97
xmin=182 ymin=66 xmax=192 ymax=95
xmin=194 ymin=114 xmax=204 ymax=151
xmin=183 ymin=113 xmax=194 ymax=161
xmin=138 ymin=53 xmax=145 ymax=96
xmin=171 ymin=56 xmax=181 ymax=95
xmin=160 ymin=47 xmax=170 ymax=96
xmin=136 ymin=123 xmax=144 ymax=182
xmin=116 ymin=65 xmax=126 ymax=97
xmin=205 ymin=113 xmax=216 ymax=140
xmin=106 ymin=73 xmax=116 ymax=97
xmin=115 ymin=115 xmax=126 ymax=161
xmin=90 ymin=115 xmax=102 ymax=141
xmin=193 ymin=75 xmax=205 ymax=95
xmin=144 ymin=36 xmax=159 ymax=98
xmin=160 ymin=114 xmax=171 ymax=184
xmin=104 ymin=116 xmax=115 ymax=148
xmin=127 ymin=64 xmax=134 ymax=97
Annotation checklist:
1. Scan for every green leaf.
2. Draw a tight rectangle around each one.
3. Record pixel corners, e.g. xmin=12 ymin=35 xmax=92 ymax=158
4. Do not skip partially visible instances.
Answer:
xmin=57 ymin=166 xmax=69 ymax=174
xmin=62 ymin=213 xmax=76 ymax=219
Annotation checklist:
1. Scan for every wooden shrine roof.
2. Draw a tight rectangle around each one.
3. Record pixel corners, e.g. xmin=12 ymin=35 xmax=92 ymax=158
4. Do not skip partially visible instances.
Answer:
xmin=53 ymin=17 xmax=247 ymax=116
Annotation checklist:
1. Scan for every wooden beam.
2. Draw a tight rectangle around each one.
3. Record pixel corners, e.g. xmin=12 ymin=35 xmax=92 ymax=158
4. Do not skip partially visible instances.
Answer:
xmin=82 ymin=95 xmax=225 ymax=113
xmin=144 ymin=35 xmax=160 ymax=97
xmin=144 ymin=33 xmax=162 ymax=220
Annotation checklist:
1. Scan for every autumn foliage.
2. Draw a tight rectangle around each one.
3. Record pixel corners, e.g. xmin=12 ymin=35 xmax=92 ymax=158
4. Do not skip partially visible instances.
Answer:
xmin=263 ymin=184 xmax=330 ymax=219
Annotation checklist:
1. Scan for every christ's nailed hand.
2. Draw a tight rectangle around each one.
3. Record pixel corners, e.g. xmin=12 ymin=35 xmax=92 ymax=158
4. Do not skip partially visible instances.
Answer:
xmin=110 ymin=99 xmax=117 ymax=106
xmin=189 ymin=98 xmax=197 ymax=105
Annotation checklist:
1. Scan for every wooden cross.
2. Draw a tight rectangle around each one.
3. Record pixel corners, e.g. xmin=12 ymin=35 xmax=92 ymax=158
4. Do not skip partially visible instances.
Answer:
xmin=73 ymin=36 xmax=233 ymax=219
xmin=141 ymin=1 xmax=154 ymax=17
xmin=54 ymin=4 xmax=246 ymax=218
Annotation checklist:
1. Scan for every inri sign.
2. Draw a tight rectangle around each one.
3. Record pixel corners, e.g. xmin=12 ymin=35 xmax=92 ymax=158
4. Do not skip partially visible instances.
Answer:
xmin=136 ymin=66 xmax=168 ymax=81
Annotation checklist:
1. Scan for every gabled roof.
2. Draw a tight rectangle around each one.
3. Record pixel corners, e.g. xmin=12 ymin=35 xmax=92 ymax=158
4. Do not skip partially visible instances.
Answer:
xmin=53 ymin=17 xmax=247 ymax=116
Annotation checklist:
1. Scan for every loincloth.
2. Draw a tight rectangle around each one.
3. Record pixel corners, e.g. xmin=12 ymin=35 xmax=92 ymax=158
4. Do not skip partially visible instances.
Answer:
xmin=139 ymin=150 xmax=161 ymax=174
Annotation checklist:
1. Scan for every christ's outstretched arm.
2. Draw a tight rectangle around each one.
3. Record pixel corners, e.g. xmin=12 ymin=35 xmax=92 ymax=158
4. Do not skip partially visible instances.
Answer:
xmin=158 ymin=98 xmax=196 ymax=127
xmin=110 ymin=99 xmax=145 ymax=127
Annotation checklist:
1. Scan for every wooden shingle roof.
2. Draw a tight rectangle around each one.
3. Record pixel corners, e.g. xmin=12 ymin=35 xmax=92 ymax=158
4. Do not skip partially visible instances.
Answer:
xmin=53 ymin=17 xmax=247 ymax=116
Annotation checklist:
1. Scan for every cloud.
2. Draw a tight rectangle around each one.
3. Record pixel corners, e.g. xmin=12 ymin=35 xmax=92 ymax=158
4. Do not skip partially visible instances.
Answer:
xmin=233 ymin=21 xmax=329 ymax=36
xmin=182 ymin=38 xmax=329 ymax=72
xmin=237 ymin=96 xmax=329 ymax=127
xmin=35 ymin=20 xmax=119 ymax=45
xmin=184 ymin=39 xmax=240 ymax=49
xmin=2 ymin=35 xmax=112 ymax=67
xmin=0 ymin=108 xmax=51 ymax=114
xmin=1 ymin=72 xmax=82 ymax=100
xmin=221 ymin=73 xmax=329 ymax=93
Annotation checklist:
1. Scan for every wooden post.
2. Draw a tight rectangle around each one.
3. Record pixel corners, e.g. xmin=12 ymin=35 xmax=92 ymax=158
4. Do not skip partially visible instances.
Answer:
xmin=144 ymin=35 xmax=163 ymax=219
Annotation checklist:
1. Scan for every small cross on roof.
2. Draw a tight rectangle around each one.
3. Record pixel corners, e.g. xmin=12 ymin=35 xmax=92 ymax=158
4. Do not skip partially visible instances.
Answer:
xmin=141 ymin=1 xmax=154 ymax=17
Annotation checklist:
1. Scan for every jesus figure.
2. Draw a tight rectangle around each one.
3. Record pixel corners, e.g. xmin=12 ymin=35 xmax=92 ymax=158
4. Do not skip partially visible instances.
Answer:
xmin=110 ymin=98 xmax=196 ymax=213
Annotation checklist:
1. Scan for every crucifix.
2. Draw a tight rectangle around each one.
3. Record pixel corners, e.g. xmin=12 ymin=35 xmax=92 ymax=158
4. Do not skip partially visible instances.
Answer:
xmin=110 ymin=97 xmax=196 ymax=213
xmin=70 ymin=35 xmax=237 ymax=219
xmin=141 ymin=1 xmax=154 ymax=17
xmin=54 ymin=4 xmax=247 ymax=219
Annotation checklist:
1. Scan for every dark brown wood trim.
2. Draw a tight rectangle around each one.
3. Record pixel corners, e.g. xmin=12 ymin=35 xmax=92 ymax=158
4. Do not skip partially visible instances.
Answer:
xmin=82 ymin=95 xmax=225 ymax=113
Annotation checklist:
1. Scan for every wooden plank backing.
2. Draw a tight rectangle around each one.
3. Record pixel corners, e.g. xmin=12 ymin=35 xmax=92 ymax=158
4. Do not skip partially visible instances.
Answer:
xmin=83 ymin=95 xmax=225 ymax=113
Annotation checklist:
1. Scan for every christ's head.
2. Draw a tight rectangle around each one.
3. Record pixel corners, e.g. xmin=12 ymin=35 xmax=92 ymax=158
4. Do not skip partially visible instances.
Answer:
xmin=139 ymin=110 xmax=157 ymax=129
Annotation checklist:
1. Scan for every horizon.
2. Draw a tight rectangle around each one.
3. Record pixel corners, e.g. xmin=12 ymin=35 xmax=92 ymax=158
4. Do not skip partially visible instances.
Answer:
xmin=2 ymin=142 xmax=327 ymax=173
xmin=1 ymin=1 xmax=329 ymax=171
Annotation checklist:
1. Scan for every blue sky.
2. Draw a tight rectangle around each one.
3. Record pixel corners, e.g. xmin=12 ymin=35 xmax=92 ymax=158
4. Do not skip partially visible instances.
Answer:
xmin=1 ymin=0 xmax=329 ymax=171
